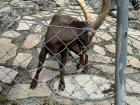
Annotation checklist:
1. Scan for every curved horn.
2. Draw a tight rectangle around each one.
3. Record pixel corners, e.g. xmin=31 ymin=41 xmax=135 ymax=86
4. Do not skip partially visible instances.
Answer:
xmin=75 ymin=0 xmax=111 ymax=30
xmin=75 ymin=0 xmax=92 ymax=25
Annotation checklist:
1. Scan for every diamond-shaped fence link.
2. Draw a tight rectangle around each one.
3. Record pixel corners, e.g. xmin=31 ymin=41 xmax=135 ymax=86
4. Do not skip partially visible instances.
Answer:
xmin=0 ymin=0 xmax=140 ymax=105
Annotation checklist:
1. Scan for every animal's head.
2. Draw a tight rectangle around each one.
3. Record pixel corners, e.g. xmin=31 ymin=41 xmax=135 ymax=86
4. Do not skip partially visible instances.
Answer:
xmin=75 ymin=0 xmax=111 ymax=41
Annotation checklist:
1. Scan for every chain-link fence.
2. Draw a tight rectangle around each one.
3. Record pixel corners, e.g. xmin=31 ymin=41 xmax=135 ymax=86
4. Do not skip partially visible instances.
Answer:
xmin=0 ymin=0 xmax=140 ymax=105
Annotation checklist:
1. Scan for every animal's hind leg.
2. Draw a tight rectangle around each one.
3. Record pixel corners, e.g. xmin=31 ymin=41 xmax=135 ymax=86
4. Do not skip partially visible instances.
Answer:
xmin=58 ymin=49 xmax=67 ymax=91
xmin=70 ymin=44 xmax=88 ymax=72
xmin=30 ymin=46 xmax=48 ymax=89
xmin=81 ymin=51 xmax=88 ymax=73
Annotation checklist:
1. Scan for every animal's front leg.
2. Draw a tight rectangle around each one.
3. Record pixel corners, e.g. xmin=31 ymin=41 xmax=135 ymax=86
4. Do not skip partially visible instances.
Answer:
xmin=30 ymin=46 xmax=48 ymax=89
xmin=59 ymin=49 xmax=67 ymax=91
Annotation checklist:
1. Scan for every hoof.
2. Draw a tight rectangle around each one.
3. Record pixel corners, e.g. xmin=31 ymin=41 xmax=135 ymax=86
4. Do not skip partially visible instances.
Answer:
xmin=102 ymin=84 xmax=115 ymax=94
xmin=76 ymin=63 xmax=80 ymax=70
xmin=81 ymin=69 xmax=87 ymax=74
xmin=30 ymin=78 xmax=38 ymax=89
xmin=81 ymin=66 xmax=88 ymax=74
xmin=58 ymin=81 xmax=65 ymax=91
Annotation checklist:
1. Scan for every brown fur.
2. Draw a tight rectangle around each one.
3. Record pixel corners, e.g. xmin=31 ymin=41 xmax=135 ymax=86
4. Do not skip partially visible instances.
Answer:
xmin=30 ymin=15 xmax=94 ymax=91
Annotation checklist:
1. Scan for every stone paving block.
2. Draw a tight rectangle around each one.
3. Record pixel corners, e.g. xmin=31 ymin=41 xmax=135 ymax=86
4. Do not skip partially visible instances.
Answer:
xmin=8 ymin=83 xmax=52 ymax=100
xmin=31 ymin=68 xmax=59 ymax=83
xmin=93 ymin=45 xmax=106 ymax=55
xmin=0 ymin=66 xmax=18 ymax=84
xmin=96 ymin=32 xmax=113 ymax=41
xmin=125 ymin=96 xmax=140 ymax=105
xmin=105 ymin=44 xmax=115 ymax=54
xmin=126 ymin=79 xmax=140 ymax=94
xmin=91 ymin=54 xmax=113 ymax=64
xmin=92 ymin=64 xmax=139 ymax=75
xmin=2 ymin=30 xmax=21 ymax=38
xmin=127 ymin=56 xmax=140 ymax=68
xmin=13 ymin=53 xmax=32 ymax=68
xmin=16 ymin=20 xmax=36 ymax=31
xmin=23 ymin=34 xmax=40 ymax=49
xmin=0 ymin=38 xmax=17 ymax=63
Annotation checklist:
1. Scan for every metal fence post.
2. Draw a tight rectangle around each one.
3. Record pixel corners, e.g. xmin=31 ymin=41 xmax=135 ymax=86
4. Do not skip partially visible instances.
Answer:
xmin=115 ymin=0 xmax=128 ymax=105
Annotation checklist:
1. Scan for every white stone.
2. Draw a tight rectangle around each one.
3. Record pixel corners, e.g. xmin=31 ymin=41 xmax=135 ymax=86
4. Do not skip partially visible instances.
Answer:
xmin=92 ymin=64 xmax=138 ymax=75
xmin=127 ymin=45 xmax=133 ymax=55
xmin=126 ymin=79 xmax=140 ymax=94
xmin=68 ymin=5 xmax=81 ymax=10
xmin=109 ymin=27 xmax=116 ymax=33
xmin=23 ymin=16 xmax=36 ymax=20
xmin=34 ymin=25 xmax=42 ymax=33
xmin=16 ymin=20 xmax=36 ymax=30
xmin=91 ymin=54 xmax=113 ymax=64
xmin=13 ymin=53 xmax=32 ymax=68
xmin=0 ymin=66 xmax=18 ymax=84
xmin=105 ymin=44 xmax=115 ymax=53
xmin=64 ymin=62 xmax=78 ymax=74
xmin=23 ymin=35 xmax=40 ymax=49
xmin=127 ymin=56 xmax=140 ymax=68
xmin=8 ymin=83 xmax=52 ymax=100
xmin=44 ymin=61 xmax=59 ymax=70
xmin=31 ymin=68 xmax=59 ymax=83
xmin=37 ymin=48 xmax=41 ymax=54
xmin=105 ymin=16 xmax=116 ymax=23
xmin=80 ymin=95 xmax=140 ymax=105
xmin=50 ymin=94 xmax=73 ymax=105
xmin=125 ymin=96 xmax=140 ymax=105
xmin=128 ymin=28 xmax=140 ymax=37
xmin=93 ymin=45 xmax=106 ymax=55
xmin=128 ymin=37 xmax=140 ymax=50
xmin=32 ymin=13 xmax=44 ymax=18
xmin=55 ymin=0 xmax=70 ymax=6
xmin=44 ymin=61 xmax=77 ymax=74
xmin=131 ymin=39 xmax=140 ymax=50
xmin=81 ymin=100 xmax=113 ymax=105
xmin=2 ymin=30 xmax=21 ymax=38
xmin=91 ymin=13 xmax=98 ymax=21
xmin=70 ymin=51 xmax=79 ymax=58
xmin=93 ymin=64 xmax=115 ymax=75
xmin=0 ymin=6 xmax=12 ymax=14
xmin=99 ymin=22 xmax=110 ymax=30
xmin=63 ymin=11 xmax=78 ymax=16
xmin=96 ymin=32 xmax=113 ymax=41
xmin=69 ymin=5 xmax=94 ymax=12
xmin=92 ymin=36 xmax=102 ymax=43
xmin=128 ymin=38 xmax=132 ymax=45
xmin=52 ymin=74 xmax=113 ymax=100
xmin=0 ymin=38 xmax=17 ymax=63
xmin=32 ymin=12 xmax=54 ymax=18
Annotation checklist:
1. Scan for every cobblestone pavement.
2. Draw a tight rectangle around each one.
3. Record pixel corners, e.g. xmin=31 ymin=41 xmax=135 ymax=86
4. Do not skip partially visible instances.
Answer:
xmin=0 ymin=0 xmax=140 ymax=105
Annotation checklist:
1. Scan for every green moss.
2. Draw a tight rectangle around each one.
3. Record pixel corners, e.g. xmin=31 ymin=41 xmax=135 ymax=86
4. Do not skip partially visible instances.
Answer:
xmin=0 ymin=94 xmax=8 ymax=104
xmin=11 ymin=100 xmax=18 ymax=105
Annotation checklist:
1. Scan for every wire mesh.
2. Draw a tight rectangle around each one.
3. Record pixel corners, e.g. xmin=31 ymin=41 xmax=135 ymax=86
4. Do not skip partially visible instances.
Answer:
xmin=0 ymin=0 xmax=140 ymax=105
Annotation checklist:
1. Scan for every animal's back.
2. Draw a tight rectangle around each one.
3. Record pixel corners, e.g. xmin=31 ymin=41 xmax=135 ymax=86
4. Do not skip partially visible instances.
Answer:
xmin=45 ymin=15 xmax=82 ymax=44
